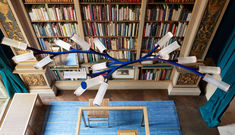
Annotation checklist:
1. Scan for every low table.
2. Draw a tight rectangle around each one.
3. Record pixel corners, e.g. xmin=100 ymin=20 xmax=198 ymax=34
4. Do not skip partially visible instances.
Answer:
xmin=76 ymin=106 xmax=149 ymax=135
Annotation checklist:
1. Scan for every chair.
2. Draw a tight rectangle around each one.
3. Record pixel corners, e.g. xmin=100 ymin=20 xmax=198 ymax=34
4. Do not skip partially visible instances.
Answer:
xmin=87 ymin=98 xmax=109 ymax=127
xmin=118 ymin=130 xmax=138 ymax=135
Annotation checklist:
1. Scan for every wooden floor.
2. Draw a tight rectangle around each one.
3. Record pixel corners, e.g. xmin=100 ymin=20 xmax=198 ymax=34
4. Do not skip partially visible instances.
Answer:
xmin=38 ymin=90 xmax=220 ymax=135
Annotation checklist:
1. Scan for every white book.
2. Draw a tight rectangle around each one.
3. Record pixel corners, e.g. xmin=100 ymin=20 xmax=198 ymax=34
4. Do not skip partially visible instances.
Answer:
xmin=29 ymin=12 xmax=35 ymax=21
xmin=186 ymin=13 xmax=192 ymax=21
xmin=156 ymin=6 xmax=160 ymax=21
xmin=56 ymin=8 xmax=60 ymax=20
xmin=183 ymin=24 xmax=188 ymax=36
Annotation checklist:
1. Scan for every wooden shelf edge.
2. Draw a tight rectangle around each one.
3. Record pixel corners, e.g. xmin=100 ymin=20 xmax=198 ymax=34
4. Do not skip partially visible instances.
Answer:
xmin=24 ymin=2 xmax=74 ymax=4
xmin=55 ymin=80 xmax=171 ymax=90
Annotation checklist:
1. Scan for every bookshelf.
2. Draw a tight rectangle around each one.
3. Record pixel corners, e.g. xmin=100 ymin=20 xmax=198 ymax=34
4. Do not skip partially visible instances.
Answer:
xmin=5 ymin=0 xmax=229 ymax=95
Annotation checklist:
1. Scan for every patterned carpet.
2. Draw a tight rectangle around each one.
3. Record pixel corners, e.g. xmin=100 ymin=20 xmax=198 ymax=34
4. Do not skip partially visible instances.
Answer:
xmin=43 ymin=101 xmax=181 ymax=135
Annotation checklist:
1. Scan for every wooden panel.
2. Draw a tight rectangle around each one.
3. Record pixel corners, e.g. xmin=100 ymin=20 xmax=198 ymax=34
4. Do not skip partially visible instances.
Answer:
xmin=189 ymin=0 xmax=230 ymax=60
xmin=179 ymin=0 xmax=208 ymax=57
xmin=0 ymin=0 xmax=26 ymax=55
xmin=136 ymin=0 xmax=147 ymax=59
xmin=55 ymin=80 xmax=171 ymax=90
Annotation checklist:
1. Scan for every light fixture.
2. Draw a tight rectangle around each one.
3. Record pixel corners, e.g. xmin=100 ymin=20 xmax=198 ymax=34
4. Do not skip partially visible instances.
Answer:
xmin=158 ymin=41 xmax=180 ymax=57
xmin=93 ymin=82 xmax=109 ymax=106
xmin=1 ymin=32 xmax=231 ymax=101
xmin=203 ymin=74 xmax=230 ymax=92
xmin=54 ymin=39 xmax=72 ymax=51
xmin=34 ymin=56 xmax=53 ymax=69
xmin=74 ymin=75 xmax=104 ymax=96
xmin=70 ymin=33 xmax=91 ymax=50
xmin=178 ymin=56 xmax=197 ymax=64
xmin=12 ymin=52 xmax=35 ymax=63
xmin=156 ymin=32 xmax=173 ymax=47
xmin=1 ymin=37 xmax=27 ymax=50
xmin=93 ymin=38 xmax=106 ymax=53
xmin=199 ymin=66 xmax=221 ymax=74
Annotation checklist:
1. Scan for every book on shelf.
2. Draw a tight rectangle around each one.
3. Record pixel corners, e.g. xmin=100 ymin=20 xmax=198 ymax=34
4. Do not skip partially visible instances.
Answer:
xmin=83 ymin=22 xmax=139 ymax=37
xmin=25 ymin=0 xmax=74 ymax=3
xmin=148 ymin=0 xmax=195 ymax=3
xmin=87 ymin=50 xmax=136 ymax=62
xmin=79 ymin=0 xmax=141 ymax=3
xmin=28 ymin=5 xmax=76 ymax=21
xmin=33 ymin=23 xmax=78 ymax=37
xmin=143 ymin=22 xmax=188 ymax=37
xmin=145 ymin=5 xmax=192 ymax=21
xmin=139 ymin=68 xmax=172 ymax=81
xmin=81 ymin=4 xmax=140 ymax=21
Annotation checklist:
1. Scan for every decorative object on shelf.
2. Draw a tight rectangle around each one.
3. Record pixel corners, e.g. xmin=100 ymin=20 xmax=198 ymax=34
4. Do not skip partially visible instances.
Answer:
xmin=1 ymin=32 xmax=230 ymax=105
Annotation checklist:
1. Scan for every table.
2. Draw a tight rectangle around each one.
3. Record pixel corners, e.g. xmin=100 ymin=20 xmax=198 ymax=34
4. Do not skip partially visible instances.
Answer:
xmin=76 ymin=106 xmax=149 ymax=135
xmin=0 ymin=93 xmax=43 ymax=135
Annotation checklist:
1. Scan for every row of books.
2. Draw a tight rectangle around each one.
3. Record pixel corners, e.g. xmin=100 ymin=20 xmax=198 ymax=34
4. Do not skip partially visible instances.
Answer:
xmin=148 ymin=0 xmax=194 ymax=2
xmin=88 ymin=51 xmax=136 ymax=62
xmin=83 ymin=22 xmax=139 ymax=37
xmin=33 ymin=23 xmax=78 ymax=37
xmin=86 ymin=37 xmax=136 ymax=50
xmin=28 ymin=5 xmax=76 ymax=21
xmin=81 ymin=5 xmax=140 ymax=21
xmin=144 ymin=22 xmax=188 ymax=37
xmin=146 ymin=5 xmax=192 ymax=21
xmin=25 ymin=0 xmax=74 ymax=3
xmin=139 ymin=69 xmax=172 ymax=81
xmin=80 ymin=0 xmax=141 ymax=3
xmin=142 ymin=37 xmax=175 ymax=50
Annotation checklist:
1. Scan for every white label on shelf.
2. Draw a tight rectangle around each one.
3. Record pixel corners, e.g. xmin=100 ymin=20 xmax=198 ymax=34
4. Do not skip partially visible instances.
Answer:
xmin=93 ymin=38 xmax=106 ymax=53
xmin=1 ymin=37 xmax=27 ymax=50
xmin=92 ymin=62 xmax=107 ymax=71
xmin=74 ymin=86 xmax=86 ymax=96
xmin=54 ymin=39 xmax=71 ymax=51
xmin=63 ymin=71 xmax=87 ymax=79
xmin=70 ymin=34 xmax=91 ymax=50
xmin=12 ymin=52 xmax=35 ymax=63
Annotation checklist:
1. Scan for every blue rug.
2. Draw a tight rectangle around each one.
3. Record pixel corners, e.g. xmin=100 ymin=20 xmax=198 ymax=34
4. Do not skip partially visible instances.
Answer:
xmin=43 ymin=101 xmax=181 ymax=135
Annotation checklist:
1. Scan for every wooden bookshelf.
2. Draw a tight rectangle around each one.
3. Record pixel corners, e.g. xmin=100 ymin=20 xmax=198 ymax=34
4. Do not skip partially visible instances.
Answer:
xmin=85 ymin=36 xmax=138 ymax=38
xmin=79 ymin=2 xmax=141 ymax=5
xmin=24 ymin=2 xmax=74 ymax=4
xmin=145 ymin=20 xmax=189 ymax=23
xmin=31 ymin=20 xmax=77 ymax=23
xmin=147 ymin=2 xmax=195 ymax=5
xmin=82 ymin=20 xmax=139 ymax=23
xmin=9 ymin=0 xmax=219 ymax=94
